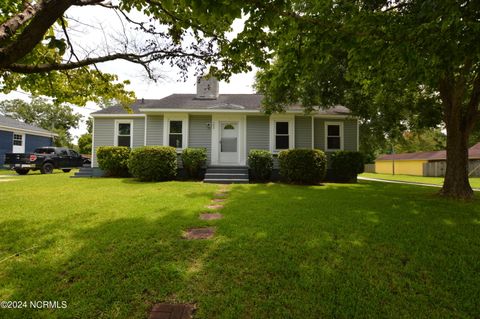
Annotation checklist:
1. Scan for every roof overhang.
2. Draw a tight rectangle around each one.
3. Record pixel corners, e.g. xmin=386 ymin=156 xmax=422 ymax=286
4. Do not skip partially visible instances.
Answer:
xmin=0 ymin=125 xmax=58 ymax=137
xmin=91 ymin=114 xmax=146 ymax=118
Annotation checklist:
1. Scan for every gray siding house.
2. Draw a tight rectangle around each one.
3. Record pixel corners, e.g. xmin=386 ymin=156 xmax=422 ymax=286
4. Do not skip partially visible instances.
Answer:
xmin=0 ymin=115 xmax=57 ymax=165
xmin=91 ymin=78 xmax=359 ymax=180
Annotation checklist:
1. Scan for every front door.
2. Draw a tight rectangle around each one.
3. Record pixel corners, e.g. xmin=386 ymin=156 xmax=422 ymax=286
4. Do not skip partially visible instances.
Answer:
xmin=219 ymin=122 xmax=239 ymax=164
xmin=12 ymin=133 xmax=25 ymax=153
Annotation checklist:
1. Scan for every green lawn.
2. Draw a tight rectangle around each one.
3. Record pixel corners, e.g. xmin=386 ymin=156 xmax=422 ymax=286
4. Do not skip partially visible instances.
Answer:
xmin=361 ymin=172 xmax=480 ymax=188
xmin=0 ymin=173 xmax=479 ymax=318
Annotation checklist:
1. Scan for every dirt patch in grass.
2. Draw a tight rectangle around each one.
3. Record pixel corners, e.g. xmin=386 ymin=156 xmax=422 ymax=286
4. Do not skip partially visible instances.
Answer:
xmin=149 ymin=303 xmax=195 ymax=319
xmin=199 ymin=213 xmax=223 ymax=220
xmin=183 ymin=227 xmax=216 ymax=240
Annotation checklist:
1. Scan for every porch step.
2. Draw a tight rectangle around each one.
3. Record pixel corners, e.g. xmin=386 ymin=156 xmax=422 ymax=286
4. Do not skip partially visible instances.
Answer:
xmin=204 ymin=166 xmax=249 ymax=184
xmin=71 ymin=167 xmax=93 ymax=178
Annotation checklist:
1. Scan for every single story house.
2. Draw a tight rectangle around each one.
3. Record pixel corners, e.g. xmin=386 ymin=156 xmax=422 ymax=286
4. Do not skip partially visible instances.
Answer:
xmin=90 ymin=77 xmax=359 ymax=182
xmin=0 ymin=115 xmax=57 ymax=165
xmin=375 ymin=142 xmax=480 ymax=177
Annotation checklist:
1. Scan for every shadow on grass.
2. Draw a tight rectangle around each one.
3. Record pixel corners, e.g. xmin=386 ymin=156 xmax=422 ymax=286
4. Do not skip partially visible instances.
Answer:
xmin=0 ymin=181 xmax=479 ymax=318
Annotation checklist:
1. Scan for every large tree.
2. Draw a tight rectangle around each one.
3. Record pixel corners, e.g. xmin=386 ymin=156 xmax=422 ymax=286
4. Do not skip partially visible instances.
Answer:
xmin=219 ymin=0 xmax=480 ymax=199
xmin=0 ymin=0 xmax=242 ymax=105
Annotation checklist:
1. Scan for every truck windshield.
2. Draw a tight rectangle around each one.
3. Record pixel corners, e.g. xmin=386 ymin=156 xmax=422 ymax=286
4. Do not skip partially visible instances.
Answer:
xmin=34 ymin=148 xmax=55 ymax=154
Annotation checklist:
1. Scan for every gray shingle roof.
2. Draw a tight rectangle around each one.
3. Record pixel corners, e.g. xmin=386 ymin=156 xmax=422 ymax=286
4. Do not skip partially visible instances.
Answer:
xmin=0 ymin=115 xmax=57 ymax=135
xmin=92 ymin=94 xmax=352 ymax=115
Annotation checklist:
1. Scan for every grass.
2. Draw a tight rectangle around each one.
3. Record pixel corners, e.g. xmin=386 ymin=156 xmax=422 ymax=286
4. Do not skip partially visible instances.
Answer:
xmin=360 ymin=172 xmax=480 ymax=188
xmin=0 ymin=173 xmax=479 ymax=318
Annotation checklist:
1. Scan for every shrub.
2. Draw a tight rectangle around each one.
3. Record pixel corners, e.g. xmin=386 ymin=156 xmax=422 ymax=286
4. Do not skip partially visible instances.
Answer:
xmin=278 ymin=149 xmax=327 ymax=184
xmin=248 ymin=149 xmax=273 ymax=181
xmin=181 ymin=147 xmax=207 ymax=179
xmin=128 ymin=146 xmax=177 ymax=181
xmin=330 ymin=151 xmax=365 ymax=182
xmin=96 ymin=146 xmax=130 ymax=177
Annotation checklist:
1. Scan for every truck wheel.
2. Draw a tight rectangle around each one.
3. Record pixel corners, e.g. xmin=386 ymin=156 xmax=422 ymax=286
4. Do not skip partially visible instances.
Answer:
xmin=40 ymin=163 xmax=54 ymax=174
xmin=15 ymin=169 xmax=30 ymax=175
xmin=62 ymin=169 xmax=71 ymax=173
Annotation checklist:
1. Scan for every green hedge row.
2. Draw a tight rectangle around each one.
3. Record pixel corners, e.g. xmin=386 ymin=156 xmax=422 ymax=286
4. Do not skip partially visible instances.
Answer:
xmin=96 ymin=146 xmax=207 ymax=181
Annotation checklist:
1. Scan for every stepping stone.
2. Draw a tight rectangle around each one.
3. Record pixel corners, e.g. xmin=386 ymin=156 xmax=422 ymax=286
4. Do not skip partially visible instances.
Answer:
xmin=199 ymin=213 xmax=223 ymax=220
xmin=184 ymin=227 xmax=216 ymax=240
xmin=149 ymin=303 xmax=195 ymax=319
xmin=206 ymin=204 xmax=224 ymax=210
xmin=211 ymin=198 xmax=225 ymax=203
xmin=213 ymin=192 xmax=228 ymax=198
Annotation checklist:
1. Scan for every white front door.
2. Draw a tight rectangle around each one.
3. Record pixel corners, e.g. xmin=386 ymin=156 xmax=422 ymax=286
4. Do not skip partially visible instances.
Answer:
xmin=219 ymin=121 xmax=239 ymax=164
xmin=12 ymin=133 xmax=25 ymax=153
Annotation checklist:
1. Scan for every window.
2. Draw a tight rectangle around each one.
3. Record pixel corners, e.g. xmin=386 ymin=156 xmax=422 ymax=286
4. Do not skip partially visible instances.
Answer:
xmin=13 ymin=134 xmax=23 ymax=146
xmin=169 ymin=120 xmax=183 ymax=148
xmin=275 ymin=121 xmax=289 ymax=150
xmin=326 ymin=123 xmax=343 ymax=150
xmin=116 ymin=121 xmax=132 ymax=147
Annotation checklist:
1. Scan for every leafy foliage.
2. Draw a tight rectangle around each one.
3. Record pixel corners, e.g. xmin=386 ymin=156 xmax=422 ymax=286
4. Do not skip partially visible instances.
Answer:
xmin=96 ymin=146 xmax=131 ymax=177
xmin=128 ymin=146 xmax=177 ymax=181
xmin=78 ymin=133 xmax=92 ymax=155
xmin=181 ymin=148 xmax=207 ymax=180
xmin=278 ymin=149 xmax=326 ymax=184
xmin=329 ymin=151 xmax=365 ymax=183
xmin=248 ymin=149 xmax=273 ymax=181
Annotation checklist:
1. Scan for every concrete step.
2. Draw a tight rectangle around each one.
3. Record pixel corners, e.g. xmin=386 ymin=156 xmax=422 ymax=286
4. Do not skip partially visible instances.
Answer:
xmin=204 ymin=178 xmax=249 ymax=184
xmin=204 ymin=173 xmax=249 ymax=179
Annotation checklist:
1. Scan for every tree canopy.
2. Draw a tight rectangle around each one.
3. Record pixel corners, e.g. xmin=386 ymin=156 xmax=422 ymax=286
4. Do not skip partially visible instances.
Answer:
xmin=219 ymin=0 xmax=480 ymax=199
xmin=0 ymin=0 xmax=244 ymax=105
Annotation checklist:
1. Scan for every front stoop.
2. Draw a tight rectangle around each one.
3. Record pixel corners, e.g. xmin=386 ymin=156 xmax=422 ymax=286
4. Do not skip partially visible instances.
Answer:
xmin=203 ymin=166 xmax=249 ymax=184
xmin=70 ymin=165 xmax=93 ymax=178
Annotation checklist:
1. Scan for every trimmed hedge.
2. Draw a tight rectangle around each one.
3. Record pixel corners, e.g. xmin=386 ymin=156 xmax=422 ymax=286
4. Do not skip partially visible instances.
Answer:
xmin=278 ymin=149 xmax=327 ymax=184
xmin=128 ymin=146 xmax=177 ymax=181
xmin=181 ymin=147 xmax=207 ymax=179
xmin=96 ymin=146 xmax=130 ymax=177
xmin=248 ymin=149 xmax=273 ymax=181
xmin=330 ymin=151 xmax=365 ymax=182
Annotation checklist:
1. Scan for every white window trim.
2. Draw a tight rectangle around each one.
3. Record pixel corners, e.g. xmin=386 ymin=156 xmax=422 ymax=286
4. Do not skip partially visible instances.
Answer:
xmin=325 ymin=121 xmax=344 ymax=151
xmin=13 ymin=133 xmax=24 ymax=146
xmin=163 ymin=113 xmax=188 ymax=151
xmin=269 ymin=114 xmax=295 ymax=153
xmin=114 ymin=119 xmax=133 ymax=147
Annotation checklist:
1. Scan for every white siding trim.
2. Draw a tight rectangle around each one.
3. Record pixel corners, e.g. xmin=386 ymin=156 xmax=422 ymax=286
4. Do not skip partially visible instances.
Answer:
xmin=269 ymin=114 xmax=295 ymax=153
xmin=356 ymin=119 xmax=360 ymax=151
xmin=91 ymin=117 xmax=95 ymax=168
xmin=0 ymin=125 xmax=58 ymax=138
xmin=324 ymin=121 xmax=344 ymax=151
xmin=114 ymin=119 xmax=133 ymax=147
xmin=144 ymin=116 xmax=147 ymax=146
xmin=163 ymin=113 xmax=189 ymax=151
xmin=311 ymin=116 xmax=315 ymax=149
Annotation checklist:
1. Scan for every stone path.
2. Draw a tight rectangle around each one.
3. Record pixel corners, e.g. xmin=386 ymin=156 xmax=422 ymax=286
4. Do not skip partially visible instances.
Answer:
xmin=154 ymin=186 xmax=231 ymax=315
xmin=148 ymin=303 xmax=195 ymax=319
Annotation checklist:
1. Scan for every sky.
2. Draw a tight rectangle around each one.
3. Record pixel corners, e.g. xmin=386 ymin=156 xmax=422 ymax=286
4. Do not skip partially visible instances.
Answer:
xmin=1 ymin=4 xmax=257 ymax=142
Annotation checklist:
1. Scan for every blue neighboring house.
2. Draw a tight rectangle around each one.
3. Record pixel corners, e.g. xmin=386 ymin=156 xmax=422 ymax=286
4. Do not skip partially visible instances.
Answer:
xmin=0 ymin=115 xmax=58 ymax=165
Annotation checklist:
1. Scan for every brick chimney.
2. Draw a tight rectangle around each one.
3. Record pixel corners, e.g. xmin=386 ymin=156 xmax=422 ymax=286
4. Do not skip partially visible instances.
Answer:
xmin=196 ymin=76 xmax=219 ymax=99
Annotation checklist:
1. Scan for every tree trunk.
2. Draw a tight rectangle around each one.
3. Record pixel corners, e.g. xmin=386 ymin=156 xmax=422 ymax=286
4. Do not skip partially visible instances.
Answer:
xmin=440 ymin=118 xmax=473 ymax=199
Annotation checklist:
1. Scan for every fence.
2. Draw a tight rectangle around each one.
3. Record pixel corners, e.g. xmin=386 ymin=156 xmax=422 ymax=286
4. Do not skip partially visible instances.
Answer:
xmin=364 ymin=164 xmax=375 ymax=173
xmin=423 ymin=160 xmax=480 ymax=177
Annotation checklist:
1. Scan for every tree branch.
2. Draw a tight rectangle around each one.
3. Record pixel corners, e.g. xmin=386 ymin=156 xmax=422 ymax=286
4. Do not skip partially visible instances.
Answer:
xmin=0 ymin=0 xmax=72 ymax=68
xmin=0 ymin=2 xmax=43 ymax=43
xmin=5 ymin=50 xmax=215 ymax=74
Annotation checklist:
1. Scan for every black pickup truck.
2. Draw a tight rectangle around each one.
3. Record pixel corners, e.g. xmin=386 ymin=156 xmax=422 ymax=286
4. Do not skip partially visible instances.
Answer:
xmin=4 ymin=147 xmax=89 ymax=175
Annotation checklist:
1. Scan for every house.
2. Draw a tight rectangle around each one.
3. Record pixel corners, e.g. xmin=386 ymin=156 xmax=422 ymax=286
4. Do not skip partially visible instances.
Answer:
xmin=90 ymin=77 xmax=359 ymax=181
xmin=375 ymin=142 xmax=480 ymax=177
xmin=0 ymin=115 xmax=57 ymax=165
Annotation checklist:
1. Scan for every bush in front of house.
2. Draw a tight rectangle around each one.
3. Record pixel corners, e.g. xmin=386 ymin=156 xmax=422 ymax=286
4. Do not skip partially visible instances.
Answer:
xmin=278 ymin=149 xmax=327 ymax=184
xmin=248 ymin=149 xmax=273 ymax=181
xmin=96 ymin=146 xmax=131 ymax=177
xmin=330 ymin=151 xmax=365 ymax=182
xmin=181 ymin=147 xmax=207 ymax=179
xmin=128 ymin=146 xmax=177 ymax=181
